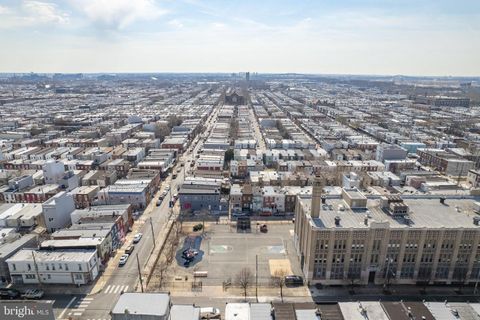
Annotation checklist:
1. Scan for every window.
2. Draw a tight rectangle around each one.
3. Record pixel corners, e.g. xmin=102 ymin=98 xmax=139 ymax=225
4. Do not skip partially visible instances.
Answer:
xmin=27 ymin=264 xmax=31 ymax=271
xmin=74 ymin=274 xmax=83 ymax=280
xmin=78 ymin=264 xmax=82 ymax=271
xmin=52 ymin=264 xmax=55 ymax=271
xmin=65 ymin=264 xmax=69 ymax=271
xmin=12 ymin=263 xmax=16 ymax=271
xmin=47 ymin=274 xmax=51 ymax=279
xmin=25 ymin=274 xmax=36 ymax=279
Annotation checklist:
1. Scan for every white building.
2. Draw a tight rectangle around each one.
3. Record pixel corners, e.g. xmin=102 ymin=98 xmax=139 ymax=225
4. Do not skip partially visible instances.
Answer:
xmin=112 ymin=293 xmax=171 ymax=320
xmin=7 ymin=249 xmax=99 ymax=285
xmin=42 ymin=191 xmax=75 ymax=233
xmin=43 ymin=160 xmax=65 ymax=185
xmin=342 ymin=172 xmax=361 ymax=189
xmin=468 ymin=169 xmax=480 ymax=188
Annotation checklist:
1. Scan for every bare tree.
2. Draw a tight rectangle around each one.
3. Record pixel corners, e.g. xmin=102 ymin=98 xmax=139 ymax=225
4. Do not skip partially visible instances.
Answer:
xmin=167 ymin=115 xmax=182 ymax=129
xmin=154 ymin=123 xmax=171 ymax=141
xmin=271 ymin=269 xmax=287 ymax=302
xmin=154 ymin=222 xmax=182 ymax=290
xmin=155 ymin=260 xmax=169 ymax=289
xmin=235 ymin=267 xmax=253 ymax=301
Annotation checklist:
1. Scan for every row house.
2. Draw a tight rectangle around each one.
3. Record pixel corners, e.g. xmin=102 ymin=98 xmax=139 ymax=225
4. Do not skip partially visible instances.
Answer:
xmin=122 ymin=147 xmax=146 ymax=164
xmin=70 ymin=185 xmax=100 ymax=209
xmin=70 ymin=204 xmax=132 ymax=240
xmin=416 ymin=148 xmax=474 ymax=176
xmin=82 ymin=170 xmax=117 ymax=187
xmin=12 ymin=185 xmax=60 ymax=204
xmin=230 ymin=159 xmax=264 ymax=179
xmin=7 ymin=249 xmax=99 ymax=286
xmin=99 ymin=159 xmax=131 ymax=178
xmin=232 ymin=185 xmax=312 ymax=215
xmin=97 ymin=184 xmax=150 ymax=209
xmin=47 ymin=227 xmax=113 ymax=264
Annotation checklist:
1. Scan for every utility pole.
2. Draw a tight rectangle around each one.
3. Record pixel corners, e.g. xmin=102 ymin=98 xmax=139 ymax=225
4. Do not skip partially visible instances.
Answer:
xmin=31 ymin=251 xmax=42 ymax=287
xmin=255 ymin=254 xmax=258 ymax=302
xmin=475 ymin=263 xmax=480 ymax=295
xmin=149 ymin=217 xmax=156 ymax=249
xmin=136 ymin=254 xmax=144 ymax=293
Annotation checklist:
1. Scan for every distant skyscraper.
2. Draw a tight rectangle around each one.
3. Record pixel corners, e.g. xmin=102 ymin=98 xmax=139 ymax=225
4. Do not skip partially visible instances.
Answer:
xmin=246 ymin=72 xmax=250 ymax=82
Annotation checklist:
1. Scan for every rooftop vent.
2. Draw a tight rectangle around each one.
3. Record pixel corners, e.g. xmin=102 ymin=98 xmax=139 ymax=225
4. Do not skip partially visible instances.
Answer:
xmin=334 ymin=216 xmax=341 ymax=226
xmin=474 ymin=216 xmax=480 ymax=226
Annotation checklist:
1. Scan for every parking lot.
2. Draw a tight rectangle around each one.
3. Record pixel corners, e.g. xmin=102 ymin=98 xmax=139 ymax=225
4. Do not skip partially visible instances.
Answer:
xmin=169 ymin=223 xmax=302 ymax=286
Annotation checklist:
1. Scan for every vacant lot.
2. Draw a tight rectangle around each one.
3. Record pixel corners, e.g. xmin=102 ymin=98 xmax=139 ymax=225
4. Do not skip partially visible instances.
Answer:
xmin=162 ymin=222 xmax=303 ymax=287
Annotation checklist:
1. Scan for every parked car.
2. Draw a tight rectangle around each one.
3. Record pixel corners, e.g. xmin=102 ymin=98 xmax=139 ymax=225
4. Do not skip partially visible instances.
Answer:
xmin=21 ymin=289 xmax=44 ymax=299
xmin=156 ymin=199 xmax=162 ymax=206
xmin=119 ymin=254 xmax=130 ymax=266
xmin=133 ymin=233 xmax=143 ymax=243
xmin=165 ymin=186 xmax=170 ymax=191
xmin=200 ymin=307 xmax=221 ymax=319
xmin=285 ymin=275 xmax=304 ymax=286
xmin=0 ymin=288 xmax=21 ymax=300
xmin=125 ymin=245 xmax=135 ymax=254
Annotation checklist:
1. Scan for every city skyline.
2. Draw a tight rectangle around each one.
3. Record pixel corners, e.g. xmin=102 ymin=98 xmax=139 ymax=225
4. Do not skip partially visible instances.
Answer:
xmin=0 ymin=0 xmax=479 ymax=76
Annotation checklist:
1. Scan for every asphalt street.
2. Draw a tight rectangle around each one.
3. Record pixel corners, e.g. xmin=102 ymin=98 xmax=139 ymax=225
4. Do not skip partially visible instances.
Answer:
xmin=50 ymin=102 xmax=220 ymax=320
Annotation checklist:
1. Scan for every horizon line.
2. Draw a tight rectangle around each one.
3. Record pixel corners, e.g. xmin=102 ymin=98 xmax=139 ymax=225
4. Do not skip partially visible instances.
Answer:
xmin=0 ymin=71 xmax=479 ymax=79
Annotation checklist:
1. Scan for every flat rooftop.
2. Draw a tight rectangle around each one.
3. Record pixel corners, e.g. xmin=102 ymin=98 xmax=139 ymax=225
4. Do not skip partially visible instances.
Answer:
xmin=112 ymin=293 xmax=169 ymax=316
xmin=339 ymin=302 xmax=389 ymax=320
xmin=299 ymin=196 xmax=480 ymax=230
xmin=8 ymin=249 xmax=96 ymax=263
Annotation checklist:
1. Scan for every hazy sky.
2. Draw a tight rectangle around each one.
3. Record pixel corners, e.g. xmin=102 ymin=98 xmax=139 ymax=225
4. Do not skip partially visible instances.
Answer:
xmin=0 ymin=0 xmax=479 ymax=76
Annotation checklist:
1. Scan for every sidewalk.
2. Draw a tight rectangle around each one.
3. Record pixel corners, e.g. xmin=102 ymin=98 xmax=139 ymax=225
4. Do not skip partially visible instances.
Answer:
xmin=142 ymin=218 xmax=175 ymax=288
xmin=89 ymin=181 xmax=171 ymax=295
xmin=310 ymin=284 xmax=480 ymax=302
xmin=167 ymin=282 xmax=480 ymax=303
xmin=168 ymin=284 xmax=311 ymax=301
xmin=13 ymin=283 xmax=95 ymax=296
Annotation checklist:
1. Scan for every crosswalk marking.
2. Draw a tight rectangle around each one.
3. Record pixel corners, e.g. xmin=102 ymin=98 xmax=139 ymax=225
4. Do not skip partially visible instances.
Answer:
xmin=104 ymin=284 xmax=129 ymax=294
xmin=63 ymin=296 xmax=92 ymax=319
